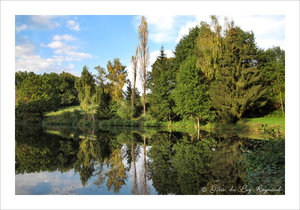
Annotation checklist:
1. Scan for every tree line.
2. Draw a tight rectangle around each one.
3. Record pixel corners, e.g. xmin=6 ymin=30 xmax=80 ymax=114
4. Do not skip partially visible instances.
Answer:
xmin=15 ymin=16 xmax=285 ymax=126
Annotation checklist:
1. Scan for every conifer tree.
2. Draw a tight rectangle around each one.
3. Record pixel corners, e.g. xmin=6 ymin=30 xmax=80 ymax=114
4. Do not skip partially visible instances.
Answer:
xmin=148 ymin=47 xmax=175 ymax=122
xmin=210 ymin=26 xmax=268 ymax=123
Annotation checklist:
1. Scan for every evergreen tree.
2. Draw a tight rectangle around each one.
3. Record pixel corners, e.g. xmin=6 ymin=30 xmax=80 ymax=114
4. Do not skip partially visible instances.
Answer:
xmin=94 ymin=65 xmax=115 ymax=120
xmin=210 ymin=26 xmax=268 ymax=123
xmin=173 ymin=26 xmax=200 ymax=72
xmin=173 ymin=55 xmax=211 ymax=128
xmin=148 ymin=47 xmax=175 ymax=122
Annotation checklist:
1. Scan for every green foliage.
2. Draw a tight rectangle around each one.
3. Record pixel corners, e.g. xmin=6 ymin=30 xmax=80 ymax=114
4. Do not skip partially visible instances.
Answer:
xmin=106 ymin=58 xmax=127 ymax=102
xmin=15 ymin=125 xmax=79 ymax=174
xmin=257 ymin=47 xmax=285 ymax=113
xmin=209 ymin=26 xmax=268 ymax=123
xmin=75 ymin=65 xmax=98 ymax=121
xmin=144 ymin=121 xmax=162 ymax=127
xmin=173 ymin=26 xmax=200 ymax=72
xmin=58 ymin=72 xmax=79 ymax=106
xmin=243 ymin=139 xmax=285 ymax=194
xmin=173 ymin=55 xmax=212 ymax=126
xmin=95 ymin=87 xmax=115 ymax=120
xmin=116 ymin=101 xmax=134 ymax=120
xmin=15 ymin=72 xmax=61 ymax=121
xmin=196 ymin=17 xmax=223 ymax=81
xmin=148 ymin=47 xmax=176 ymax=122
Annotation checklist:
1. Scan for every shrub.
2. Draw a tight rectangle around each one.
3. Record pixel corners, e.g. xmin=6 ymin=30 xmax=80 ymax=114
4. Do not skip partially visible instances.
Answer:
xmin=117 ymin=101 xmax=134 ymax=120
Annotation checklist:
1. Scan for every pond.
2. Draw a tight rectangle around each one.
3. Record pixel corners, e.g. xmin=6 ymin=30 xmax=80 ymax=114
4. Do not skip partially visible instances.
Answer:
xmin=15 ymin=125 xmax=285 ymax=195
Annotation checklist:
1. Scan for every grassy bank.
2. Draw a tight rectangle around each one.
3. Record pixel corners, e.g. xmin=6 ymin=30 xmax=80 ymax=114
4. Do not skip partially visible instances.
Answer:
xmin=42 ymin=106 xmax=284 ymax=139
xmin=201 ymin=112 xmax=284 ymax=139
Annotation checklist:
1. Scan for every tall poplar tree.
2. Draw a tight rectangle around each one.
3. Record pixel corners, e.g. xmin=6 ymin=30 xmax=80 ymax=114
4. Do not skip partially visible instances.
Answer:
xmin=138 ymin=16 xmax=149 ymax=116
xmin=131 ymin=47 xmax=138 ymax=108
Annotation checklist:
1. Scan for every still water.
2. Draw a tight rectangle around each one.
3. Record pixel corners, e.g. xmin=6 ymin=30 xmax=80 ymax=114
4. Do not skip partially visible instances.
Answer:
xmin=15 ymin=125 xmax=285 ymax=195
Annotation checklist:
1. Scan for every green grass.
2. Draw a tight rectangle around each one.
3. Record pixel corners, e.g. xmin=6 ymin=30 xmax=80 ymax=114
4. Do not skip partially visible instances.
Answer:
xmin=202 ymin=114 xmax=285 ymax=139
xmin=44 ymin=105 xmax=81 ymax=117
xmin=245 ymin=116 xmax=285 ymax=125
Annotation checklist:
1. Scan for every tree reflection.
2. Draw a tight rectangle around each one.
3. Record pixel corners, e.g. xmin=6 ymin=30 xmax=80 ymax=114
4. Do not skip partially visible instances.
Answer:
xmin=15 ymin=125 xmax=79 ymax=174
xmin=15 ymin=125 xmax=284 ymax=195
xmin=106 ymin=147 xmax=128 ymax=193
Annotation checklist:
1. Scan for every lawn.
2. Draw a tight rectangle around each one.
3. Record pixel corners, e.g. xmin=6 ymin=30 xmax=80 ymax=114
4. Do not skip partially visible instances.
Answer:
xmin=44 ymin=105 xmax=82 ymax=117
xmin=202 ymin=112 xmax=285 ymax=139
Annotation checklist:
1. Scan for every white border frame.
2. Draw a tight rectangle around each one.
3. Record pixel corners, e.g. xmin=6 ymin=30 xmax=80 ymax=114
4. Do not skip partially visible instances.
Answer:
xmin=1 ymin=1 xmax=299 ymax=209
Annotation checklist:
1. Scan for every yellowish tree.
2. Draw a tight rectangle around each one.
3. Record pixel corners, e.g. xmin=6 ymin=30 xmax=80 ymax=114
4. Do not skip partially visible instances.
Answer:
xmin=196 ymin=15 xmax=223 ymax=81
xmin=106 ymin=58 xmax=127 ymax=103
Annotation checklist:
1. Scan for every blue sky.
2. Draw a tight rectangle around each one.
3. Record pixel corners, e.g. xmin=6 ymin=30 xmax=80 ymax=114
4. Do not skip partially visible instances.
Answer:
xmin=15 ymin=15 xmax=285 ymax=81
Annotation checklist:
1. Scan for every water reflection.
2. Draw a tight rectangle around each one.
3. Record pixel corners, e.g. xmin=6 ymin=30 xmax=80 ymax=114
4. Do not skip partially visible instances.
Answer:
xmin=15 ymin=125 xmax=284 ymax=195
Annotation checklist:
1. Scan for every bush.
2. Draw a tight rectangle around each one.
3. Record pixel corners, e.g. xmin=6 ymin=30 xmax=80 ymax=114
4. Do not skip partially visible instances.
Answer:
xmin=117 ymin=101 xmax=134 ymax=120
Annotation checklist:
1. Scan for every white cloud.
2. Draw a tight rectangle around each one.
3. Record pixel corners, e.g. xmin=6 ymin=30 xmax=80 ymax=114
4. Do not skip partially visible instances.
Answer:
xmin=66 ymin=20 xmax=80 ymax=31
xmin=15 ymin=170 xmax=83 ymax=195
xmin=174 ymin=15 xmax=285 ymax=49
xmin=146 ymin=16 xmax=174 ymax=30
xmin=48 ymin=41 xmax=64 ymax=49
xmin=16 ymin=24 xmax=27 ymax=33
xmin=45 ymin=35 xmax=92 ymax=61
xmin=53 ymin=34 xmax=75 ymax=42
xmin=149 ymin=49 xmax=174 ymax=66
xmin=15 ymin=41 xmax=84 ymax=73
xmin=175 ymin=15 xmax=211 ymax=43
xmin=229 ymin=15 xmax=285 ymax=49
xmin=30 ymin=15 xmax=60 ymax=29
xmin=15 ymin=43 xmax=54 ymax=72
xmin=15 ymin=43 xmax=35 ymax=57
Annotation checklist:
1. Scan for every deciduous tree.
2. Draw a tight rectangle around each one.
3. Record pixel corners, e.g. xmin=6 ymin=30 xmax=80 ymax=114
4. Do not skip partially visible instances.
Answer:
xmin=138 ymin=16 xmax=149 ymax=116
xmin=106 ymin=58 xmax=127 ymax=103
xmin=131 ymin=47 xmax=138 ymax=108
